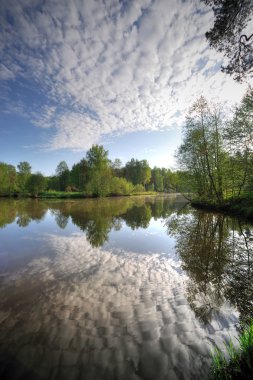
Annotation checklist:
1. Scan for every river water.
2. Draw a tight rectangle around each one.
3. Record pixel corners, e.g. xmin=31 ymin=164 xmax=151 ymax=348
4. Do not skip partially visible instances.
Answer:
xmin=0 ymin=195 xmax=252 ymax=380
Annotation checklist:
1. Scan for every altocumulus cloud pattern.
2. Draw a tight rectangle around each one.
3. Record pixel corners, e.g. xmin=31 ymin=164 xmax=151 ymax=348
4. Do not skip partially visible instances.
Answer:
xmin=0 ymin=0 xmax=247 ymax=151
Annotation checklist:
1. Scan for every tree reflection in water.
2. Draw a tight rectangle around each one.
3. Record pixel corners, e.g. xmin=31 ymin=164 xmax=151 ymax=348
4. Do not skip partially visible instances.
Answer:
xmin=1 ymin=197 xmax=252 ymax=326
xmin=0 ymin=196 xmax=252 ymax=379
xmin=0 ymin=196 xmax=180 ymax=247
xmin=167 ymin=209 xmax=253 ymax=326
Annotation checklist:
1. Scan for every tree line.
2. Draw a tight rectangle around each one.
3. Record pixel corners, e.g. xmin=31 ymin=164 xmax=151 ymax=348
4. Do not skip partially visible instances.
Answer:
xmin=0 ymin=145 xmax=182 ymax=197
xmin=177 ymin=87 xmax=253 ymax=204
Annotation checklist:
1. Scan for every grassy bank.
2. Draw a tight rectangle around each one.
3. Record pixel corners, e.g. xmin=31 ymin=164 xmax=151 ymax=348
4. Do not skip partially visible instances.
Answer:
xmin=191 ymin=194 xmax=253 ymax=220
xmin=211 ymin=322 xmax=253 ymax=379
xmin=39 ymin=190 xmax=158 ymax=198
xmin=0 ymin=190 xmax=159 ymax=199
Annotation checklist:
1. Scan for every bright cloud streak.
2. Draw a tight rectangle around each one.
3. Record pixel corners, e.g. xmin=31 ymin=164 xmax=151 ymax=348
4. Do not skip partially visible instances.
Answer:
xmin=0 ymin=0 xmax=249 ymax=151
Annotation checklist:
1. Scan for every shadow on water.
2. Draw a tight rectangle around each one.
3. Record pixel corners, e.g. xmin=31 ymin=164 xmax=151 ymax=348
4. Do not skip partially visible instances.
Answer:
xmin=0 ymin=196 xmax=253 ymax=379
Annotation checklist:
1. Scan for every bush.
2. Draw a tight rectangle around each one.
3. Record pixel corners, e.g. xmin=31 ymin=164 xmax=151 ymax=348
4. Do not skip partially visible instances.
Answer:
xmin=85 ymin=170 xmax=111 ymax=197
xmin=110 ymin=177 xmax=133 ymax=195
xmin=133 ymin=184 xmax=145 ymax=193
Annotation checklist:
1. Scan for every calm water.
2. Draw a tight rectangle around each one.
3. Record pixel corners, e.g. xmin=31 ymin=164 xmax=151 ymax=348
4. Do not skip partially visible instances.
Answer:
xmin=0 ymin=195 xmax=253 ymax=380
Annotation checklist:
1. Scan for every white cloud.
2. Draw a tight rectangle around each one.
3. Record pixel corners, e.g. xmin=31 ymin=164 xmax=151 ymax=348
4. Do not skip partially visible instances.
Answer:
xmin=0 ymin=0 xmax=250 ymax=150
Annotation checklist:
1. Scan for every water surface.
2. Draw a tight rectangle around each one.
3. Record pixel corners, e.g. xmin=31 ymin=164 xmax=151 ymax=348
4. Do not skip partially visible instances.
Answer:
xmin=0 ymin=195 xmax=252 ymax=380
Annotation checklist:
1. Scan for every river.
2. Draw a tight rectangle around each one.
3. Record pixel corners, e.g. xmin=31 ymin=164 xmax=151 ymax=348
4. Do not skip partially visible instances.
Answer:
xmin=0 ymin=195 xmax=252 ymax=380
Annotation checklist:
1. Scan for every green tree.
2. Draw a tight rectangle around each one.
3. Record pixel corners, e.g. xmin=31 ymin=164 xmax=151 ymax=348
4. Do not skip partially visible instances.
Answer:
xmin=125 ymin=159 xmax=151 ymax=188
xmin=0 ymin=163 xmax=16 ymax=195
xmin=177 ymin=97 xmax=225 ymax=202
xmin=85 ymin=145 xmax=111 ymax=197
xmin=17 ymin=161 xmax=31 ymax=193
xmin=201 ymin=0 xmax=253 ymax=81
xmin=86 ymin=170 xmax=111 ymax=197
xmin=56 ymin=161 xmax=70 ymax=191
xmin=70 ymin=159 xmax=88 ymax=190
xmin=86 ymin=145 xmax=110 ymax=170
xmin=26 ymin=173 xmax=46 ymax=197
xmin=224 ymin=86 xmax=253 ymax=196
xmin=151 ymin=167 xmax=164 ymax=192
xmin=110 ymin=158 xmax=123 ymax=177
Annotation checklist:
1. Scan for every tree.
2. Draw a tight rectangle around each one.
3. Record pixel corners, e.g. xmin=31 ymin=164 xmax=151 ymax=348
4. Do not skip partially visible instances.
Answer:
xmin=110 ymin=177 xmax=133 ymax=195
xmin=26 ymin=173 xmax=46 ymax=197
xmin=86 ymin=170 xmax=111 ymax=197
xmin=56 ymin=161 xmax=70 ymax=191
xmin=0 ymin=162 xmax=16 ymax=195
xmin=86 ymin=145 xmax=110 ymax=170
xmin=201 ymin=0 xmax=253 ymax=81
xmin=70 ymin=159 xmax=88 ymax=190
xmin=17 ymin=161 xmax=31 ymax=193
xmin=224 ymin=86 xmax=253 ymax=196
xmin=151 ymin=167 xmax=164 ymax=192
xmin=125 ymin=159 xmax=151 ymax=188
xmin=110 ymin=158 xmax=123 ymax=177
xmin=177 ymin=97 xmax=226 ymax=202
xmin=85 ymin=145 xmax=112 ymax=197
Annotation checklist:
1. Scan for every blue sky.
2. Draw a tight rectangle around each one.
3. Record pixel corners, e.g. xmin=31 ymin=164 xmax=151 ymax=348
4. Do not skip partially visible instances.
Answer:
xmin=0 ymin=0 xmax=249 ymax=175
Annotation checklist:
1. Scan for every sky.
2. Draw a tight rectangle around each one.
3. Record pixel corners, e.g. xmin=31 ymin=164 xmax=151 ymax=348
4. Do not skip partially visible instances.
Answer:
xmin=0 ymin=0 xmax=249 ymax=176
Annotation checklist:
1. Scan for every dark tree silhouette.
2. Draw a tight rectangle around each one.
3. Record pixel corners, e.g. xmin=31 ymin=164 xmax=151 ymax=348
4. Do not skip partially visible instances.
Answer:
xmin=202 ymin=0 xmax=253 ymax=81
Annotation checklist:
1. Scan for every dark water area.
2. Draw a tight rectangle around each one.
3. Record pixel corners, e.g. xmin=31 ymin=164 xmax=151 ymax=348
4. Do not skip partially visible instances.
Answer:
xmin=0 ymin=195 xmax=252 ymax=380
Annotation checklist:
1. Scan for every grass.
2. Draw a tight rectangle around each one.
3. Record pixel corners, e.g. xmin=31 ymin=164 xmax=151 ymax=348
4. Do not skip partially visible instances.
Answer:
xmin=39 ymin=190 xmax=86 ymax=198
xmin=37 ymin=190 xmax=159 ymax=199
xmin=211 ymin=322 xmax=253 ymax=379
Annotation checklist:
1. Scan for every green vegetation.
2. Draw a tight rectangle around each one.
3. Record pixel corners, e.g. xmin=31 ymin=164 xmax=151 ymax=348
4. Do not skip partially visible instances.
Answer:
xmin=0 ymin=195 xmax=181 ymax=246
xmin=201 ymin=0 xmax=253 ymax=82
xmin=176 ymin=87 xmax=253 ymax=219
xmin=39 ymin=190 xmax=86 ymax=199
xmin=211 ymin=322 xmax=253 ymax=379
xmin=0 ymin=145 xmax=180 ymax=198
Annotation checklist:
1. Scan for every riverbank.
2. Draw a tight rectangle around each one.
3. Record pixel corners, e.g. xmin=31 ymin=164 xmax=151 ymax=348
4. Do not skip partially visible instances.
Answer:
xmin=191 ymin=195 xmax=253 ymax=220
xmin=211 ymin=321 xmax=253 ymax=379
xmin=0 ymin=190 xmax=159 ymax=199
xmin=39 ymin=190 xmax=159 ymax=198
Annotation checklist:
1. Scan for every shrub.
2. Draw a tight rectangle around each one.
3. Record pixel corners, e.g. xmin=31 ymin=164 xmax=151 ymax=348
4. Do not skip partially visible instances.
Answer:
xmin=110 ymin=177 xmax=133 ymax=195
xmin=133 ymin=184 xmax=145 ymax=193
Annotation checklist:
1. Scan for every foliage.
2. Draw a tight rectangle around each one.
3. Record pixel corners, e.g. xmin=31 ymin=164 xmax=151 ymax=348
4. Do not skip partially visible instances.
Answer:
xmin=0 ymin=162 xmax=16 ymax=195
xmin=55 ymin=161 xmax=70 ymax=191
xmin=110 ymin=177 xmax=134 ymax=195
xmin=132 ymin=184 xmax=145 ymax=193
xmin=17 ymin=161 xmax=31 ymax=193
xmin=125 ymin=158 xmax=151 ymax=187
xmin=211 ymin=321 xmax=253 ymax=379
xmin=85 ymin=169 xmax=111 ymax=197
xmin=26 ymin=172 xmax=47 ymax=197
xmin=110 ymin=158 xmax=122 ymax=177
xmin=85 ymin=145 xmax=112 ymax=197
xmin=86 ymin=144 xmax=110 ymax=170
xmin=0 ymin=144 xmax=181 ymax=198
xmin=177 ymin=97 xmax=226 ymax=203
xmin=151 ymin=167 xmax=164 ymax=192
xmin=177 ymin=90 xmax=253 ymax=204
xmin=223 ymin=86 xmax=253 ymax=197
xmin=70 ymin=158 xmax=88 ymax=190
xmin=39 ymin=190 xmax=85 ymax=199
xmin=201 ymin=0 xmax=253 ymax=81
